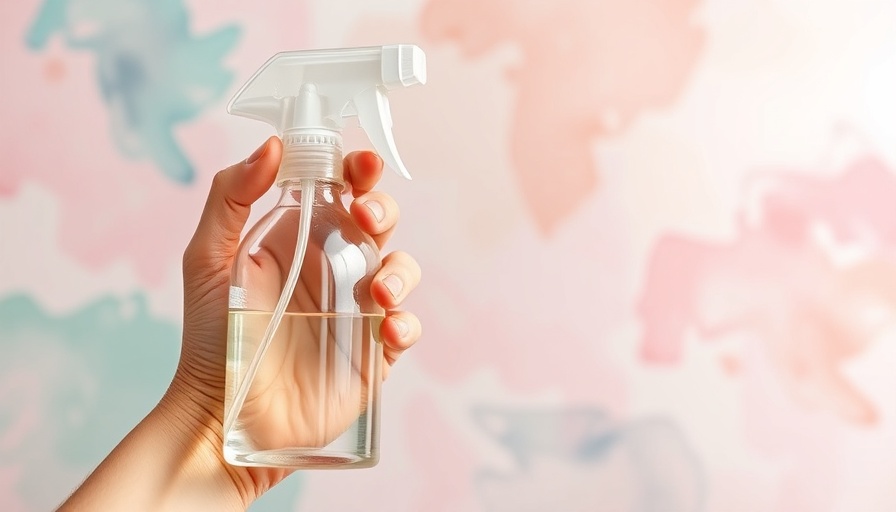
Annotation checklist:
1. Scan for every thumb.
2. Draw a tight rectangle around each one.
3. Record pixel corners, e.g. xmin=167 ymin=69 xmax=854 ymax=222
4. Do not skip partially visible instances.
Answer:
xmin=184 ymin=136 xmax=282 ymax=271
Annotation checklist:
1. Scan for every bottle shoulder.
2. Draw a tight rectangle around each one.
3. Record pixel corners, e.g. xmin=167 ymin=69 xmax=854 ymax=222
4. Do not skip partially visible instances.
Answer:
xmin=233 ymin=203 xmax=380 ymax=279
xmin=242 ymin=204 xmax=376 ymax=252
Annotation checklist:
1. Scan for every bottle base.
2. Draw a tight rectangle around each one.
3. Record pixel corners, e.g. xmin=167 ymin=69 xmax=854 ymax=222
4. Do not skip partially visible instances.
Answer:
xmin=225 ymin=447 xmax=379 ymax=469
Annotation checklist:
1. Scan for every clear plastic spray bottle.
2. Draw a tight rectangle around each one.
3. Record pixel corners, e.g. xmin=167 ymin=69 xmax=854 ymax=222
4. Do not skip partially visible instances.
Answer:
xmin=222 ymin=45 xmax=426 ymax=469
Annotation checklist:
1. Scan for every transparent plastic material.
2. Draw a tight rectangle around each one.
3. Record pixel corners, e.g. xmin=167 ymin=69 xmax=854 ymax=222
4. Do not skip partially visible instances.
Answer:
xmin=224 ymin=181 xmax=383 ymax=468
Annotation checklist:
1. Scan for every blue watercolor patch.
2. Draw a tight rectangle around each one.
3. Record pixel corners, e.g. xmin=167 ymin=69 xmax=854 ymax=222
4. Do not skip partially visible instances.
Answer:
xmin=472 ymin=407 xmax=704 ymax=512
xmin=25 ymin=0 xmax=240 ymax=183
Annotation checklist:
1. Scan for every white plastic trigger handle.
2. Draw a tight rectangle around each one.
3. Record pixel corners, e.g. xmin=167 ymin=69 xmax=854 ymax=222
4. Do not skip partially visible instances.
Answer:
xmin=355 ymin=87 xmax=412 ymax=180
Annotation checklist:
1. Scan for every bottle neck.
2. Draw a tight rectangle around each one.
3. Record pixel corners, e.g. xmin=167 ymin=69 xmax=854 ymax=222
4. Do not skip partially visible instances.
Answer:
xmin=277 ymin=130 xmax=344 ymax=186
xmin=277 ymin=179 xmax=344 ymax=208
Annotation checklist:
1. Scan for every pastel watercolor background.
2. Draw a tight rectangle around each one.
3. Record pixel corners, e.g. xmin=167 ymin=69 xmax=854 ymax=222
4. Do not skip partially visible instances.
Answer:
xmin=2 ymin=0 xmax=896 ymax=510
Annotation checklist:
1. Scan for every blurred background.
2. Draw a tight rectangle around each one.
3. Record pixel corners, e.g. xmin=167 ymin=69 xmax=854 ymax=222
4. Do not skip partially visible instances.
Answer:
xmin=2 ymin=0 xmax=895 ymax=510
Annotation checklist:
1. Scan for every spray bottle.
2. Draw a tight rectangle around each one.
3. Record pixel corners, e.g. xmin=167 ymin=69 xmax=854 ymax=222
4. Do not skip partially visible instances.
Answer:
xmin=223 ymin=45 xmax=426 ymax=468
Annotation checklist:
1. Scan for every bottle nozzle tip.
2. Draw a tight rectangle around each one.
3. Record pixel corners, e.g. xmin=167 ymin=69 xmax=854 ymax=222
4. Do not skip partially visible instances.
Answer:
xmin=384 ymin=45 xmax=427 ymax=88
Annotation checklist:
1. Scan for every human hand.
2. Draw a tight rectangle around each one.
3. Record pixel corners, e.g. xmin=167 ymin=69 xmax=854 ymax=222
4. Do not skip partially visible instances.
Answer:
xmin=57 ymin=136 xmax=422 ymax=512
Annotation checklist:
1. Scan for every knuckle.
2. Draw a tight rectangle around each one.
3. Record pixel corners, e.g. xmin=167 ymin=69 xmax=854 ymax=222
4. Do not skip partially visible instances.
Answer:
xmin=210 ymin=169 xmax=228 ymax=193
xmin=181 ymin=241 xmax=205 ymax=274
xmin=388 ymin=249 xmax=411 ymax=261
xmin=385 ymin=195 xmax=400 ymax=219
xmin=182 ymin=239 xmax=197 ymax=267
xmin=385 ymin=250 xmax=421 ymax=275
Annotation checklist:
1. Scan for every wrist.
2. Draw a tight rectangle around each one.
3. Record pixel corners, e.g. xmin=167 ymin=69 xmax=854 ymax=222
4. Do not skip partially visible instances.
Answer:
xmin=58 ymin=377 xmax=251 ymax=512
xmin=156 ymin=375 xmax=256 ymax=509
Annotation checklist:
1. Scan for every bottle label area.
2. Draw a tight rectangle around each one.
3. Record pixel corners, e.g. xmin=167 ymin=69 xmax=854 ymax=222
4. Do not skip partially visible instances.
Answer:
xmin=229 ymin=286 xmax=248 ymax=309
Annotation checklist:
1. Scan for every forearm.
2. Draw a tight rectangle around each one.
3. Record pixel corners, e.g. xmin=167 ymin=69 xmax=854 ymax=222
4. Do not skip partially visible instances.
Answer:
xmin=58 ymin=385 xmax=247 ymax=512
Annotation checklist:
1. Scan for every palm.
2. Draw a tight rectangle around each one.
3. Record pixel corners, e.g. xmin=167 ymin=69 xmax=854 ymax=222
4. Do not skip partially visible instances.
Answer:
xmin=227 ymin=267 xmax=381 ymax=451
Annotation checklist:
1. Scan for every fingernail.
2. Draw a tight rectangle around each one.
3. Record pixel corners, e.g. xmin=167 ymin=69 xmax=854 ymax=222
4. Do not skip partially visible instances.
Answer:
xmin=382 ymin=274 xmax=404 ymax=299
xmin=365 ymin=200 xmax=385 ymax=222
xmin=245 ymin=140 xmax=268 ymax=164
xmin=391 ymin=317 xmax=409 ymax=339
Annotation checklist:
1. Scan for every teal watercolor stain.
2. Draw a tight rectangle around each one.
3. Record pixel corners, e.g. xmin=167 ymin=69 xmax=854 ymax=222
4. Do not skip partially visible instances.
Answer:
xmin=0 ymin=293 xmax=303 ymax=511
xmin=251 ymin=473 xmax=304 ymax=511
xmin=25 ymin=0 xmax=240 ymax=183
xmin=0 ymin=293 xmax=178 ymax=509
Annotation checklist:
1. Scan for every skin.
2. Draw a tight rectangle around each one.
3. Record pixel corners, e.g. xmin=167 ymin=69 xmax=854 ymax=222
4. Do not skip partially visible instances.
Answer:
xmin=58 ymin=137 xmax=422 ymax=511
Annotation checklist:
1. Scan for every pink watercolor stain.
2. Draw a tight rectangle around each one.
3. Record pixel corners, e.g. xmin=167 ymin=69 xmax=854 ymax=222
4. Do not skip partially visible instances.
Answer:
xmin=344 ymin=10 xmax=635 ymax=413
xmin=421 ymin=0 xmax=704 ymax=233
xmin=637 ymin=156 xmax=896 ymax=425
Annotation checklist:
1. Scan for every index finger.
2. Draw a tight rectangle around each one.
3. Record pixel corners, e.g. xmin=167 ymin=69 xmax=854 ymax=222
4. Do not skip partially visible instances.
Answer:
xmin=343 ymin=151 xmax=384 ymax=197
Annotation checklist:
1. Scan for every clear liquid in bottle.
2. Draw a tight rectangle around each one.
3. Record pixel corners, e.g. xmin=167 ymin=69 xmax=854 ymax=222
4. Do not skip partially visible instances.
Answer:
xmin=224 ymin=310 xmax=383 ymax=468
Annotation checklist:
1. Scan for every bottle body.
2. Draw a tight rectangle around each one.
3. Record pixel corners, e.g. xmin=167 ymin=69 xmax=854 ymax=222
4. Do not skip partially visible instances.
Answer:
xmin=224 ymin=181 xmax=383 ymax=468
